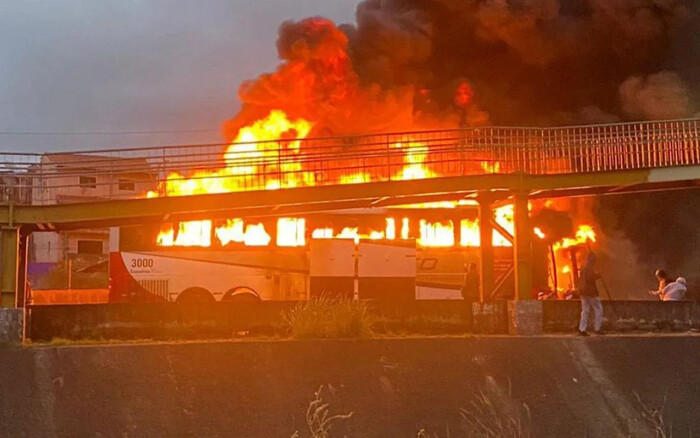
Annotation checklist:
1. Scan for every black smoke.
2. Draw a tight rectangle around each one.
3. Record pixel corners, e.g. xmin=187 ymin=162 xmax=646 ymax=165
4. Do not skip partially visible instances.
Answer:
xmin=227 ymin=0 xmax=700 ymax=291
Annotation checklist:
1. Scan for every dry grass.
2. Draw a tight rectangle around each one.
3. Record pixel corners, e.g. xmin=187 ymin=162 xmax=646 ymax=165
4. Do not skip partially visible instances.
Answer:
xmin=284 ymin=297 xmax=373 ymax=339
xmin=291 ymin=386 xmax=353 ymax=438
xmin=633 ymin=392 xmax=673 ymax=438
xmin=459 ymin=391 xmax=531 ymax=438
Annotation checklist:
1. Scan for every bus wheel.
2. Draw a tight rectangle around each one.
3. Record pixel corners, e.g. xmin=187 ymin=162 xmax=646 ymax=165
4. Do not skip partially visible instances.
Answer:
xmin=221 ymin=287 xmax=261 ymax=302
xmin=176 ymin=287 xmax=215 ymax=304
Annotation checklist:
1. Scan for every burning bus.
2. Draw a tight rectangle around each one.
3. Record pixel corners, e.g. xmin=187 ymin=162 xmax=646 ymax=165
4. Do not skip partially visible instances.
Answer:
xmin=108 ymin=205 xmax=548 ymax=303
xmin=109 ymin=110 xmax=597 ymax=303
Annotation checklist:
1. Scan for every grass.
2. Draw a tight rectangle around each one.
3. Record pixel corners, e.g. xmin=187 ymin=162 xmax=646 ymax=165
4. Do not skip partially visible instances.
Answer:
xmin=633 ymin=392 xmax=673 ymax=438
xmin=291 ymin=386 xmax=353 ymax=438
xmin=284 ymin=297 xmax=373 ymax=339
xmin=458 ymin=391 xmax=531 ymax=438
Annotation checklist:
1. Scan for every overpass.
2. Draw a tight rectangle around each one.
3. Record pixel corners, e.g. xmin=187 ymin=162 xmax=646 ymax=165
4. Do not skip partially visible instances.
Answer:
xmin=1 ymin=118 xmax=699 ymax=308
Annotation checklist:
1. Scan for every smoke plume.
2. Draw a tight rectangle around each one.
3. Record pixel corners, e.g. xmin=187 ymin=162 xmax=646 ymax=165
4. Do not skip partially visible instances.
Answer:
xmin=224 ymin=0 xmax=699 ymax=294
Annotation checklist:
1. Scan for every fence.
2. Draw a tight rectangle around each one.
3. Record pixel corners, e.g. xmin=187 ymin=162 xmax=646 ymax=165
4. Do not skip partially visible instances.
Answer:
xmin=1 ymin=119 xmax=698 ymax=205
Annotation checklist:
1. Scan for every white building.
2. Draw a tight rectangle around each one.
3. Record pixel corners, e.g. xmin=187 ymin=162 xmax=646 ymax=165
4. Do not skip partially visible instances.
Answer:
xmin=30 ymin=153 xmax=157 ymax=264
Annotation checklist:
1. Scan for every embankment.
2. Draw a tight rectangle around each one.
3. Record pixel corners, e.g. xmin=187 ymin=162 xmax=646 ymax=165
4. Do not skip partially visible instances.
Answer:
xmin=1 ymin=336 xmax=699 ymax=437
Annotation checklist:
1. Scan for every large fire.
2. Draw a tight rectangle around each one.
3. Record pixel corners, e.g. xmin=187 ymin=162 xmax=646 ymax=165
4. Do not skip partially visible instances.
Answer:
xmin=150 ymin=109 xmax=597 ymax=295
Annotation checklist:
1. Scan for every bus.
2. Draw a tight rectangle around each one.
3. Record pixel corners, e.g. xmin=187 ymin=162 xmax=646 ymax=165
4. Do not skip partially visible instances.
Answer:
xmin=109 ymin=208 xmax=547 ymax=303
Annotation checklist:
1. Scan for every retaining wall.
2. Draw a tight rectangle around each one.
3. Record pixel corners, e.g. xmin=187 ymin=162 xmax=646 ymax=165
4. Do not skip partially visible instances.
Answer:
xmin=26 ymin=300 xmax=700 ymax=342
xmin=1 ymin=337 xmax=699 ymax=437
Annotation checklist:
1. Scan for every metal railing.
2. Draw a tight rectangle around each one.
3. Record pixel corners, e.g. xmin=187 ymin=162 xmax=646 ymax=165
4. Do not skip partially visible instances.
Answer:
xmin=0 ymin=119 xmax=698 ymax=205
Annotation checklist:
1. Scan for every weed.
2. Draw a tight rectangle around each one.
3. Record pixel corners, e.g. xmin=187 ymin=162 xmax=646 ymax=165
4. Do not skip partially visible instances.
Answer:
xmin=634 ymin=392 xmax=673 ymax=438
xmin=459 ymin=391 xmax=531 ymax=438
xmin=292 ymin=385 xmax=353 ymax=438
xmin=284 ymin=297 xmax=372 ymax=339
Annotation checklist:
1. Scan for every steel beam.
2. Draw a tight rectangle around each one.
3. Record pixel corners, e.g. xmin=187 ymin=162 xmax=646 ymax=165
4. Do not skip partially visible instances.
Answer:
xmin=0 ymin=166 xmax=697 ymax=230
xmin=477 ymin=193 xmax=496 ymax=302
xmin=513 ymin=190 xmax=532 ymax=301
xmin=1 ymin=227 xmax=19 ymax=307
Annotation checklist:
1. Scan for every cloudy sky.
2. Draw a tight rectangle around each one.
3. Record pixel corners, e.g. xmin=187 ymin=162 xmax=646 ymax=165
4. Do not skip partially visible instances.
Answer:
xmin=0 ymin=1 xmax=358 ymax=152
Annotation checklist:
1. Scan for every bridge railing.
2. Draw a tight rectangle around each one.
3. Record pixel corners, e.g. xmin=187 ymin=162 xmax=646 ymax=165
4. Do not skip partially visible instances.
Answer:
xmin=0 ymin=119 xmax=698 ymax=205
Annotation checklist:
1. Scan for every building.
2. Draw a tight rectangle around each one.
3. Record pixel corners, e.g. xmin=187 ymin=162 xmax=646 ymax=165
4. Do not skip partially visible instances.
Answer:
xmin=29 ymin=153 xmax=157 ymax=266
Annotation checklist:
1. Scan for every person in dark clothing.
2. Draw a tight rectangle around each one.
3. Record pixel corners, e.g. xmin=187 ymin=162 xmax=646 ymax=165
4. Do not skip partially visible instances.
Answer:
xmin=578 ymin=252 xmax=604 ymax=336
xmin=461 ymin=262 xmax=480 ymax=301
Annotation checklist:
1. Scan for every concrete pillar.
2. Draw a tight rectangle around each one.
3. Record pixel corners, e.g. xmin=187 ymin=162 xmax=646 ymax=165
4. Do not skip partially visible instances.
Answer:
xmin=507 ymin=300 xmax=543 ymax=335
xmin=513 ymin=190 xmax=532 ymax=301
xmin=477 ymin=195 xmax=494 ymax=302
xmin=0 ymin=308 xmax=23 ymax=343
xmin=1 ymin=227 xmax=20 ymax=308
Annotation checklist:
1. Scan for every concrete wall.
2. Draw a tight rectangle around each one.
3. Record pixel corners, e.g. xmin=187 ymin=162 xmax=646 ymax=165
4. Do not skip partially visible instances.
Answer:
xmin=1 ymin=337 xmax=699 ymax=437
xmin=543 ymin=300 xmax=700 ymax=332
xmin=26 ymin=300 xmax=700 ymax=342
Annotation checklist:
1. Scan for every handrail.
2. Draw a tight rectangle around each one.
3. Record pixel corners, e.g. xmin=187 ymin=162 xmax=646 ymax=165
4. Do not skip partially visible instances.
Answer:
xmin=0 ymin=118 xmax=697 ymax=205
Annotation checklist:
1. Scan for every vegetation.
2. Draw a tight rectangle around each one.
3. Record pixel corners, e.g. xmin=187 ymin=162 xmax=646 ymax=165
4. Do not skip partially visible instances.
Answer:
xmin=284 ymin=297 xmax=373 ymax=339
xmin=291 ymin=386 xmax=353 ymax=438
xmin=633 ymin=392 xmax=673 ymax=438
xmin=458 ymin=392 xmax=530 ymax=438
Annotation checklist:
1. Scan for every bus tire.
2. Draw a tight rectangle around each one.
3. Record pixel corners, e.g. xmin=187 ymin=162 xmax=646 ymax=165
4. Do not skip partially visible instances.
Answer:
xmin=176 ymin=287 xmax=215 ymax=304
xmin=221 ymin=287 xmax=261 ymax=302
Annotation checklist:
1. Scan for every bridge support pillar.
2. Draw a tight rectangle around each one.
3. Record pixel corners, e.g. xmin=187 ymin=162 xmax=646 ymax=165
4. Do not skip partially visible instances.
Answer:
xmin=1 ymin=227 xmax=20 ymax=308
xmin=477 ymin=194 xmax=495 ymax=302
xmin=0 ymin=227 xmax=24 ymax=343
xmin=513 ymin=190 xmax=532 ymax=301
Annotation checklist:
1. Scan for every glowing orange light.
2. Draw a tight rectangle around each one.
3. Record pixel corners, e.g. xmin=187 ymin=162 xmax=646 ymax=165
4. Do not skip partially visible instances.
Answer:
xmin=312 ymin=228 xmax=334 ymax=239
xmin=277 ymin=217 xmax=306 ymax=247
xmin=157 ymin=220 xmax=212 ymax=247
xmin=401 ymin=218 xmax=410 ymax=240
xmin=386 ymin=218 xmax=396 ymax=240
xmin=418 ymin=220 xmax=454 ymax=247
xmin=460 ymin=219 xmax=480 ymax=247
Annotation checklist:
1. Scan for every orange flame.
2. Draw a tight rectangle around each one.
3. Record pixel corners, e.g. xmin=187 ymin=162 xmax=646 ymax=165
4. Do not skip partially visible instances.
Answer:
xmin=277 ymin=217 xmax=306 ymax=247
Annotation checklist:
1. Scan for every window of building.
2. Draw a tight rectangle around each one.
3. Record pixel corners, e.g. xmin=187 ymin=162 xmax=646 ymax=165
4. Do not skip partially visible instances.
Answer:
xmin=118 ymin=179 xmax=135 ymax=191
xmin=77 ymin=240 xmax=104 ymax=255
xmin=79 ymin=175 xmax=97 ymax=189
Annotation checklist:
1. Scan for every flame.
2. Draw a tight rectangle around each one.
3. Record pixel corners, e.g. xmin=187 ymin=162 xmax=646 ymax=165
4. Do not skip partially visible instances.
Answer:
xmin=386 ymin=218 xmax=396 ymax=240
xmin=493 ymin=205 xmax=514 ymax=247
xmin=553 ymin=224 xmax=597 ymax=250
xmin=157 ymin=221 xmax=212 ymax=247
xmin=214 ymin=219 xmax=271 ymax=247
xmin=339 ymin=172 xmax=372 ymax=184
xmin=460 ymin=219 xmax=480 ymax=247
xmin=147 ymin=110 xmax=314 ymax=199
xmin=337 ymin=227 xmax=360 ymax=243
xmin=534 ymin=227 xmax=546 ymax=239
xmin=401 ymin=217 xmax=410 ymax=240
xmin=481 ymin=161 xmax=501 ymax=173
xmin=392 ymin=142 xmax=436 ymax=181
xmin=562 ymin=265 xmax=571 ymax=274
xmin=147 ymin=110 xmax=600 ymax=258
xmin=277 ymin=217 xmax=306 ymax=247
xmin=418 ymin=219 xmax=454 ymax=247
xmin=311 ymin=228 xmax=334 ymax=239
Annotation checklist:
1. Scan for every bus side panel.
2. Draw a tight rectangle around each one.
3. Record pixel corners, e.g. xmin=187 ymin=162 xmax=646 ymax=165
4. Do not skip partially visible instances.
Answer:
xmin=109 ymin=252 xmax=161 ymax=303
xmin=112 ymin=251 xmax=308 ymax=302
xmin=309 ymin=240 xmax=354 ymax=299
xmin=357 ymin=241 xmax=416 ymax=301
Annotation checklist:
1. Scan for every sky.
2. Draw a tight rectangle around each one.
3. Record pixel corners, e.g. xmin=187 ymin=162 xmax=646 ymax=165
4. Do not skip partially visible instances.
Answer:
xmin=0 ymin=0 xmax=358 ymax=152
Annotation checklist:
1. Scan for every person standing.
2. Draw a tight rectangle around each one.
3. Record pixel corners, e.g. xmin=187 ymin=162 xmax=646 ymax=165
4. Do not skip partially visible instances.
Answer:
xmin=461 ymin=262 xmax=480 ymax=301
xmin=578 ymin=252 xmax=604 ymax=336
xmin=649 ymin=269 xmax=674 ymax=299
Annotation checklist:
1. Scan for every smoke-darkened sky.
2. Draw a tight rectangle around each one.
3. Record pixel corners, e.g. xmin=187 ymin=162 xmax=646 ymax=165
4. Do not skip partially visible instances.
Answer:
xmin=0 ymin=1 xmax=358 ymax=152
